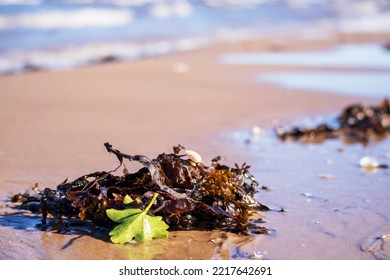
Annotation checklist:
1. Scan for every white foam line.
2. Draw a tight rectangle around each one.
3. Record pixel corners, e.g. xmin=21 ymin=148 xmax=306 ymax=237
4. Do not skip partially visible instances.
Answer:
xmin=0 ymin=36 xmax=214 ymax=74
xmin=0 ymin=0 xmax=41 ymax=4
xmin=149 ymin=1 xmax=193 ymax=19
xmin=338 ymin=12 xmax=390 ymax=33
xmin=0 ymin=8 xmax=134 ymax=30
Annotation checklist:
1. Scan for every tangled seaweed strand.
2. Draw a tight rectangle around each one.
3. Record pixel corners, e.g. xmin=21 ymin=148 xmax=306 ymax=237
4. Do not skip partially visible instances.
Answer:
xmin=11 ymin=143 xmax=269 ymax=235
xmin=275 ymin=99 xmax=390 ymax=146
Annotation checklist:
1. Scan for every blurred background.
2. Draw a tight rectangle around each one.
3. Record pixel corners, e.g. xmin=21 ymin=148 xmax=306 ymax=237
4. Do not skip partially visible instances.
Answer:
xmin=0 ymin=0 xmax=389 ymax=75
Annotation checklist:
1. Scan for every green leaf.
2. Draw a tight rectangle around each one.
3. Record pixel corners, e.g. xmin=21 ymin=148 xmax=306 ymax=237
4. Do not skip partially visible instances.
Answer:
xmin=106 ymin=193 xmax=169 ymax=244
xmin=123 ymin=195 xmax=133 ymax=204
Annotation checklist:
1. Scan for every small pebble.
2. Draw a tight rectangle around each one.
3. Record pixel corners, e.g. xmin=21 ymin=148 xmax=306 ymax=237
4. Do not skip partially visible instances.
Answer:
xmin=173 ymin=62 xmax=189 ymax=73
xmin=251 ymin=126 xmax=265 ymax=137
xmin=359 ymin=156 xmax=379 ymax=168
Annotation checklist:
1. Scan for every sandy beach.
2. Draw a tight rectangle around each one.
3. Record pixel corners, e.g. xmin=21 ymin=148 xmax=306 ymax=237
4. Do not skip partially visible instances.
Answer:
xmin=0 ymin=31 xmax=389 ymax=260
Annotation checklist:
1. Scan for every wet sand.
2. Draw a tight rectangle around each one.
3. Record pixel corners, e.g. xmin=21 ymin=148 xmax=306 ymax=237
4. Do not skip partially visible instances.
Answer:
xmin=0 ymin=32 xmax=389 ymax=260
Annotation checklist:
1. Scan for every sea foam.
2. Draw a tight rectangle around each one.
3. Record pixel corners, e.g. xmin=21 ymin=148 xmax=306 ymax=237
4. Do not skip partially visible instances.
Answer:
xmin=0 ymin=8 xmax=134 ymax=30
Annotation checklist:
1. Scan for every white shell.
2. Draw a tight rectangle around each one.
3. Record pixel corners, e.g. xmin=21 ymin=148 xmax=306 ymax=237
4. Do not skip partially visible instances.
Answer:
xmin=185 ymin=150 xmax=202 ymax=163
xmin=359 ymin=156 xmax=379 ymax=168
xmin=251 ymin=126 xmax=263 ymax=136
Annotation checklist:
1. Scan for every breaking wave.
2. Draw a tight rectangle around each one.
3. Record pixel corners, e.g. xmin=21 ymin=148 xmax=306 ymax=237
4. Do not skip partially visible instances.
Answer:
xmin=1 ymin=0 xmax=390 ymax=75
xmin=0 ymin=8 xmax=134 ymax=30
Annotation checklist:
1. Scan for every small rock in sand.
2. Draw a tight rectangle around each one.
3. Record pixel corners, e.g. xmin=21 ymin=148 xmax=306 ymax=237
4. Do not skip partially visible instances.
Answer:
xmin=359 ymin=156 xmax=379 ymax=168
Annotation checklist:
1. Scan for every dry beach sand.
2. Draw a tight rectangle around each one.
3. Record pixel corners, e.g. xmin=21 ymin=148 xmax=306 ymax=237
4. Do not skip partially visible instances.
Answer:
xmin=0 ymin=31 xmax=389 ymax=260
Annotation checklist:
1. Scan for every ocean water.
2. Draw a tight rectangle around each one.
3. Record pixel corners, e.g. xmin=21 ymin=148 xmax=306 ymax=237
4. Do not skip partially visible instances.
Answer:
xmin=258 ymin=71 xmax=390 ymax=98
xmin=221 ymin=43 xmax=390 ymax=69
xmin=1 ymin=0 xmax=390 ymax=74
xmin=221 ymin=43 xmax=390 ymax=98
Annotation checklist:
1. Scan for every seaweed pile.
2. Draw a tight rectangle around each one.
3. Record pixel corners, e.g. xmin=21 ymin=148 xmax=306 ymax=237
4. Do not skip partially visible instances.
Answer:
xmin=11 ymin=143 xmax=269 ymax=241
xmin=275 ymin=99 xmax=390 ymax=145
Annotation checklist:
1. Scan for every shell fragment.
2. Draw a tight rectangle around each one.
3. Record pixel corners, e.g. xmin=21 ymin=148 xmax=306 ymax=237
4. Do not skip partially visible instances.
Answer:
xmin=359 ymin=156 xmax=379 ymax=168
xmin=185 ymin=150 xmax=202 ymax=163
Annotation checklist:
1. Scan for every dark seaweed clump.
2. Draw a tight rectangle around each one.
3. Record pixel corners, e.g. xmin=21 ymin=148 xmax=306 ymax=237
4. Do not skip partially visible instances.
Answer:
xmin=11 ymin=143 xmax=269 ymax=235
xmin=275 ymin=99 xmax=390 ymax=146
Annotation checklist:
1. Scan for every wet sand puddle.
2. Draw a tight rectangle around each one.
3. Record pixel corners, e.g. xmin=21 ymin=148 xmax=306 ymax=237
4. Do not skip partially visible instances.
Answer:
xmin=221 ymin=43 xmax=390 ymax=70
xmin=220 ymin=120 xmax=390 ymax=260
xmin=222 ymin=42 xmax=390 ymax=99
xmin=257 ymin=71 xmax=390 ymax=98
xmin=213 ymin=42 xmax=390 ymax=258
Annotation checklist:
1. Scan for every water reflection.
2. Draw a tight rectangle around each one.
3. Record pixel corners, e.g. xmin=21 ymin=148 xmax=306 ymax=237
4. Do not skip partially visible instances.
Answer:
xmin=257 ymin=71 xmax=390 ymax=98
xmin=222 ymin=42 xmax=390 ymax=98
xmin=222 ymin=43 xmax=390 ymax=69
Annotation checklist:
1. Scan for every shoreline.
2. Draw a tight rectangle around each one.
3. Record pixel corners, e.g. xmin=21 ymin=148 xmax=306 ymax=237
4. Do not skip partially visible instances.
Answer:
xmin=1 ymin=33 xmax=389 ymax=259
xmin=1 ymin=27 xmax=389 ymax=77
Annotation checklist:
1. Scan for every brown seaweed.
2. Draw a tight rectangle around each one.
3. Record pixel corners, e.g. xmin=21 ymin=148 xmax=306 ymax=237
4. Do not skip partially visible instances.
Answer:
xmin=11 ymin=143 xmax=269 ymax=236
xmin=275 ymin=99 xmax=390 ymax=146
